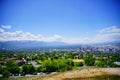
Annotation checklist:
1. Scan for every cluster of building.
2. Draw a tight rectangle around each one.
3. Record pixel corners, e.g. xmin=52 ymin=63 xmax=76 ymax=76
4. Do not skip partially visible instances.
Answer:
xmin=0 ymin=58 xmax=26 ymax=67
xmin=46 ymin=45 xmax=120 ymax=53
xmin=0 ymin=57 xmax=42 ymax=68
xmin=70 ymin=45 xmax=120 ymax=53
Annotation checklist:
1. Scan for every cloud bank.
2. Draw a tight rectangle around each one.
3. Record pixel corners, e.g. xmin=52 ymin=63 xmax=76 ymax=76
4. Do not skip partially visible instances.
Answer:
xmin=0 ymin=25 xmax=120 ymax=44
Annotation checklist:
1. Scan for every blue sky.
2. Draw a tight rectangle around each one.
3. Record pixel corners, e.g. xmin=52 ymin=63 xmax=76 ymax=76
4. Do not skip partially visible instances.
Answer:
xmin=0 ymin=0 xmax=120 ymax=43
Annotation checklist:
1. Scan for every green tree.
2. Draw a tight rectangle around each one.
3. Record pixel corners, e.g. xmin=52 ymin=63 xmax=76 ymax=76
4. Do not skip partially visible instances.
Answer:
xmin=0 ymin=68 xmax=9 ymax=78
xmin=74 ymin=62 xmax=83 ymax=67
xmin=42 ymin=59 xmax=73 ymax=72
xmin=6 ymin=60 xmax=17 ymax=67
xmin=29 ymin=65 xmax=36 ymax=74
xmin=42 ymin=60 xmax=57 ymax=72
xmin=22 ymin=64 xmax=36 ymax=75
xmin=22 ymin=64 xmax=29 ymax=75
xmin=6 ymin=60 xmax=20 ymax=74
xmin=84 ymin=54 xmax=95 ymax=66
xmin=95 ymin=56 xmax=105 ymax=67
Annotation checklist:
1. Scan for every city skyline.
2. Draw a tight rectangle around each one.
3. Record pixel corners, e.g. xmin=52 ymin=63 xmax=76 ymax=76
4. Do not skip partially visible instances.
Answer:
xmin=0 ymin=0 xmax=120 ymax=44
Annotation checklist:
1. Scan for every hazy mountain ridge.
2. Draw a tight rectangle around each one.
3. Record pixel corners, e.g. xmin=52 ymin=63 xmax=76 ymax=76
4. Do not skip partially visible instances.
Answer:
xmin=0 ymin=40 xmax=120 ymax=50
xmin=0 ymin=41 xmax=68 ymax=50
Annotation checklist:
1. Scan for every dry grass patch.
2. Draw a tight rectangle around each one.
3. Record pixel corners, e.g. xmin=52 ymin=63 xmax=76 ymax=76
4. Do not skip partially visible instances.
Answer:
xmin=36 ymin=67 xmax=120 ymax=80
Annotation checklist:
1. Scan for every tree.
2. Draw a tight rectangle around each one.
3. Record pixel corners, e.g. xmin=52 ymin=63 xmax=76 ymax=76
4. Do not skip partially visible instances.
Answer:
xmin=22 ymin=64 xmax=36 ymax=75
xmin=6 ymin=60 xmax=17 ymax=67
xmin=74 ymin=62 xmax=83 ymax=67
xmin=22 ymin=64 xmax=29 ymax=75
xmin=42 ymin=60 xmax=58 ymax=72
xmin=41 ymin=59 xmax=73 ymax=72
xmin=94 ymin=56 xmax=105 ymax=67
xmin=6 ymin=60 xmax=20 ymax=74
xmin=29 ymin=65 xmax=36 ymax=74
xmin=1 ymin=68 xmax=9 ymax=78
xmin=84 ymin=54 xmax=95 ymax=66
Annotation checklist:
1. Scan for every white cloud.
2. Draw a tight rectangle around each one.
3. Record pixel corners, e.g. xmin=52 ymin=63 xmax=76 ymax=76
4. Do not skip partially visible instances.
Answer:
xmin=62 ymin=37 xmax=90 ymax=44
xmin=92 ymin=26 xmax=120 ymax=43
xmin=0 ymin=29 xmax=63 ymax=42
xmin=1 ymin=25 xmax=11 ymax=29
xmin=99 ymin=26 xmax=120 ymax=33
xmin=64 ymin=26 xmax=120 ymax=44
xmin=0 ymin=28 xmax=4 ymax=33
xmin=37 ymin=34 xmax=63 ymax=42
xmin=0 ymin=25 xmax=120 ymax=44
xmin=92 ymin=33 xmax=120 ymax=43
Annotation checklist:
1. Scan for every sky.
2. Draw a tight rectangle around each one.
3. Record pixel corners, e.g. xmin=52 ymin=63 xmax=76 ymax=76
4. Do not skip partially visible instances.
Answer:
xmin=0 ymin=0 xmax=120 ymax=44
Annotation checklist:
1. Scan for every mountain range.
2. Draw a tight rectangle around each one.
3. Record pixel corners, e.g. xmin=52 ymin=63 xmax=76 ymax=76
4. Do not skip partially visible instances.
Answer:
xmin=0 ymin=40 xmax=120 ymax=50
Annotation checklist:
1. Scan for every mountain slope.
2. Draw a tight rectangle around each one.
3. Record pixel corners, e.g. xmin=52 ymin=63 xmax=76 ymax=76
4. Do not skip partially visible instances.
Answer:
xmin=0 ymin=41 xmax=68 ymax=50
